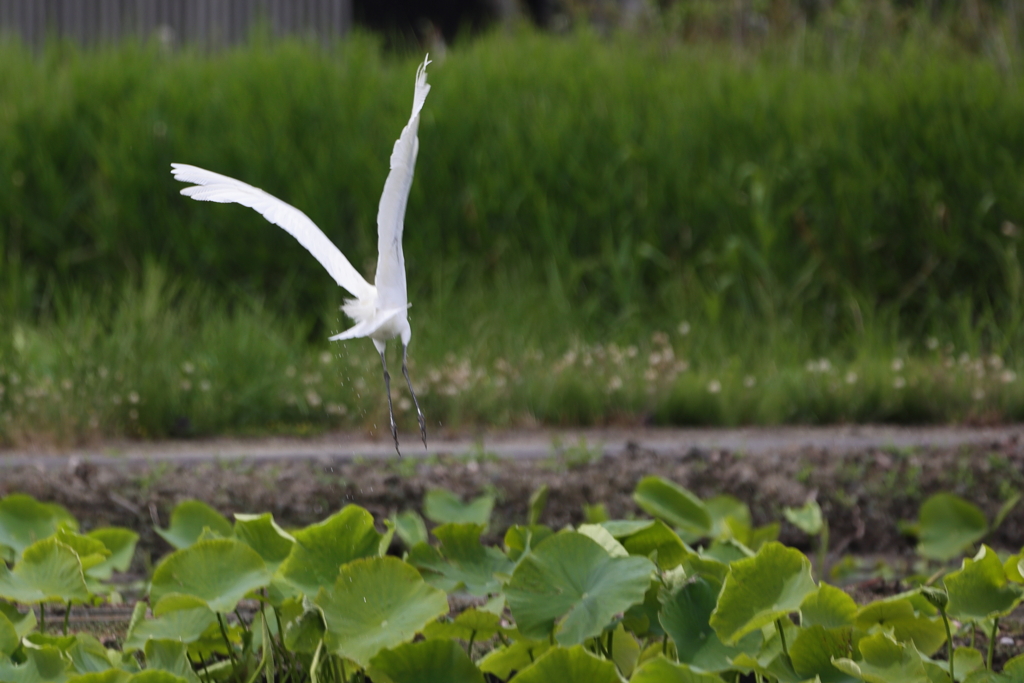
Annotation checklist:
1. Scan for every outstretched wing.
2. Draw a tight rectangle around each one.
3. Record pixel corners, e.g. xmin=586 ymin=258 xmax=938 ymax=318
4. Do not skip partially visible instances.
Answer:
xmin=171 ymin=163 xmax=374 ymax=301
xmin=374 ymin=55 xmax=431 ymax=311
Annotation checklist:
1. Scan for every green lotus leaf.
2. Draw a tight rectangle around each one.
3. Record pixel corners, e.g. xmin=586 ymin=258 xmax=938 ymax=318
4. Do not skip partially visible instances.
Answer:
xmin=706 ymin=494 xmax=753 ymax=539
xmin=528 ymin=486 xmax=549 ymax=526
xmin=945 ymin=545 xmax=1024 ymax=621
xmin=478 ymin=639 xmax=552 ymax=679
xmin=232 ymin=513 xmax=295 ymax=574
xmin=599 ymin=520 xmax=656 ymax=538
xmin=314 ymin=556 xmax=449 ymax=668
xmin=660 ymin=574 xmax=760 ymax=672
xmin=915 ymin=493 xmax=988 ymax=562
xmin=66 ymin=672 xmax=130 ymax=683
xmin=504 ymin=526 xmax=554 ymax=563
xmin=784 ymin=500 xmax=824 ymax=536
xmin=0 ymin=495 xmax=77 ymax=560
xmin=155 ymin=501 xmax=232 ymax=550
xmin=24 ymin=634 xmax=77 ymax=651
xmin=277 ymin=505 xmax=383 ymax=597
xmin=631 ymin=656 xmax=728 ymax=683
xmin=832 ymin=631 xmax=931 ymax=683
xmin=616 ymin=519 xmax=689 ymax=570
xmin=710 ymin=542 xmax=817 ymax=645
xmin=278 ymin=597 xmax=326 ymax=654
xmin=608 ymin=622 xmax=640 ymax=677
xmin=143 ymin=639 xmax=201 ymax=683
xmin=67 ymin=634 xmax=117 ymax=674
xmin=789 ymin=625 xmax=856 ymax=682
xmin=622 ymin=582 xmax=664 ymax=638
xmin=508 ymin=645 xmax=621 ymax=683
xmin=0 ymin=644 xmax=71 ymax=683
xmin=0 ymin=600 xmax=37 ymax=637
xmin=0 ymin=538 xmax=90 ymax=604
xmin=576 ymin=524 xmax=628 ymax=557
xmin=506 ymin=531 xmax=654 ymax=645
xmin=84 ymin=529 xmax=139 ymax=580
xmin=633 ymin=476 xmax=712 ymax=538
xmin=954 ymin=647 xmax=985 ymax=681
xmin=0 ymin=609 xmax=18 ymax=658
xmin=422 ymin=608 xmax=503 ymax=641
xmin=128 ymin=673 xmax=188 ymax=683
xmin=367 ymin=639 xmax=485 ymax=683
xmin=801 ymin=583 xmax=859 ymax=629
xmin=1005 ymin=553 xmax=1023 ymax=583
xmin=963 ymin=653 xmax=1024 ymax=682
xmin=407 ymin=523 xmax=512 ymax=596
xmin=393 ymin=511 xmax=428 ymax=549
xmin=54 ymin=529 xmax=110 ymax=572
xmin=854 ymin=595 xmax=947 ymax=656
xmin=423 ymin=489 xmax=494 ymax=526
xmin=149 ymin=538 xmax=270 ymax=613
xmin=123 ymin=594 xmax=217 ymax=651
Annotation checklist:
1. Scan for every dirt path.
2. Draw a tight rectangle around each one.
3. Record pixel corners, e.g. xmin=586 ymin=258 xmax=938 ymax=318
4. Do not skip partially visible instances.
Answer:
xmin=1 ymin=424 xmax=1021 ymax=466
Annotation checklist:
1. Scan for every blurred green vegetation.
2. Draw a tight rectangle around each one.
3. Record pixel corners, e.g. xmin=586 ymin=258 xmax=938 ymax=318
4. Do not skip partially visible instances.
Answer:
xmin=4 ymin=10 xmax=1024 ymax=440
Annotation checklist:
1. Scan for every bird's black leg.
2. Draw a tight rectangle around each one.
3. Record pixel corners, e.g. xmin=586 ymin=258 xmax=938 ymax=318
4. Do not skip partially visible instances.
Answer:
xmin=402 ymin=344 xmax=427 ymax=449
xmin=380 ymin=349 xmax=400 ymax=456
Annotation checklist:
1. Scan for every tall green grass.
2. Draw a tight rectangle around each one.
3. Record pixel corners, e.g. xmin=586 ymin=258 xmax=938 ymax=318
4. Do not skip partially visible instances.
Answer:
xmin=5 ymin=25 xmax=1024 ymax=440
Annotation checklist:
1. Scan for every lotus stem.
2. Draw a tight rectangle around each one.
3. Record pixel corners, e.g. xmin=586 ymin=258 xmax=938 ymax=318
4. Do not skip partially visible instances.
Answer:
xmin=217 ymin=613 xmax=239 ymax=669
xmin=467 ymin=629 xmax=477 ymax=657
xmin=63 ymin=601 xmax=71 ymax=635
xmin=39 ymin=604 xmax=45 ymax=634
xmin=987 ymin=617 xmax=999 ymax=670
xmin=939 ymin=609 xmax=954 ymax=683
xmin=775 ymin=619 xmax=790 ymax=659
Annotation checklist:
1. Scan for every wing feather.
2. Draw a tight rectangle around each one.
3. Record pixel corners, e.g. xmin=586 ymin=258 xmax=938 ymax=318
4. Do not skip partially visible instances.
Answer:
xmin=170 ymin=163 xmax=374 ymax=300
xmin=374 ymin=56 xmax=430 ymax=310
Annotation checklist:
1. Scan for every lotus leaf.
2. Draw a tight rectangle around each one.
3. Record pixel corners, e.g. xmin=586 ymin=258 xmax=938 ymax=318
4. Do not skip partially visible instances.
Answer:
xmin=0 ymin=600 xmax=37 ymax=637
xmin=789 ymin=625 xmax=856 ymax=682
xmin=154 ymin=501 xmax=232 ymax=550
xmin=0 ymin=644 xmax=70 ymax=683
xmin=854 ymin=595 xmax=947 ymax=655
xmin=527 ymin=486 xmax=549 ymax=526
xmin=609 ymin=622 xmax=640 ymax=677
xmin=832 ymin=631 xmax=932 ymax=683
xmin=507 ymin=645 xmax=621 ymax=683
xmin=127 ymin=674 xmax=189 ymax=683
xmin=801 ymin=583 xmax=858 ymax=629
xmin=0 ymin=538 xmax=90 ymax=604
xmin=408 ymin=523 xmax=512 ymax=596
xmin=0 ymin=495 xmax=77 ymax=560
xmin=660 ymin=574 xmax=760 ymax=672
xmin=963 ymin=653 xmax=1024 ymax=682
xmin=279 ymin=597 xmax=326 ymax=654
xmin=954 ymin=647 xmax=985 ymax=681
xmin=143 ymin=639 xmax=202 ymax=683
xmin=123 ymin=595 xmax=217 ymax=651
xmin=84 ymin=529 xmax=139 ymax=580
xmin=477 ymin=639 xmax=552 ymax=679
xmin=710 ymin=542 xmax=817 ymax=645
xmin=576 ymin=524 xmax=628 ymax=557
xmin=784 ymin=500 xmax=824 ymax=535
xmin=314 ymin=556 xmax=449 ymax=667
xmin=277 ymin=505 xmax=383 ymax=597
xmin=423 ymin=489 xmax=494 ymax=526
xmin=232 ymin=513 xmax=295 ymax=573
xmin=367 ymin=639 xmax=485 ymax=683
xmin=706 ymin=495 xmax=753 ymax=538
xmin=631 ymin=656 xmax=729 ymax=683
xmin=53 ymin=529 xmax=110 ymax=572
xmin=422 ymin=608 xmax=502 ymax=642
xmin=504 ymin=526 xmax=553 ymax=563
xmin=617 ymin=519 xmax=689 ymax=570
xmin=68 ymin=634 xmax=118 ymax=673
xmin=633 ymin=476 xmax=712 ymax=538
xmin=149 ymin=539 xmax=270 ymax=613
xmin=393 ymin=511 xmax=427 ymax=549
xmin=915 ymin=493 xmax=988 ymax=562
xmin=0 ymin=610 xmax=18 ymax=658
xmin=599 ymin=520 xmax=656 ymax=538
xmin=506 ymin=531 xmax=654 ymax=645
xmin=944 ymin=545 xmax=1024 ymax=621
xmin=65 ymin=672 xmax=130 ymax=683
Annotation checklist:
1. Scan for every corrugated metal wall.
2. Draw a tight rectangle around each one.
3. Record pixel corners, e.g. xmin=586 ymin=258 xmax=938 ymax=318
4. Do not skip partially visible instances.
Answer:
xmin=0 ymin=0 xmax=352 ymax=48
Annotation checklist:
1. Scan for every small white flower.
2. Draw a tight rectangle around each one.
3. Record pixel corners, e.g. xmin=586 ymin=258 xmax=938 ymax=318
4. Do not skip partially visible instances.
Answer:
xmin=988 ymin=355 xmax=1004 ymax=370
xmin=128 ymin=391 xmax=140 ymax=404
xmin=200 ymin=380 xmax=211 ymax=392
xmin=305 ymin=389 xmax=322 ymax=407
xmin=743 ymin=375 xmax=756 ymax=388
xmin=926 ymin=337 xmax=939 ymax=350
xmin=845 ymin=371 xmax=858 ymax=385
xmin=893 ymin=377 xmax=906 ymax=389
xmin=320 ymin=351 xmax=332 ymax=365
xmin=891 ymin=358 xmax=904 ymax=372
xmin=607 ymin=376 xmax=623 ymax=392
xmin=677 ymin=321 xmax=691 ymax=336
xmin=181 ymin=361 xmax=195 ymax=374
xmin=1002 ymin=370 xmax=1017 ymax=384
xmin=179 ymin=379 xmax=192 ymax=391
xmin=398 ymin=397 xmax=412 ymax=411
xmin=707 ymin=380 xmax=722 ymax=394
xmin=326 ymin=402 xmax=348 ymax=416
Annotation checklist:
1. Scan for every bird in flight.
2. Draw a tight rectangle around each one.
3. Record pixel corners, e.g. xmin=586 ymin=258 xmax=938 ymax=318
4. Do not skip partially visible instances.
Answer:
xmin=171 ymin=56 xmax=431 ymax=455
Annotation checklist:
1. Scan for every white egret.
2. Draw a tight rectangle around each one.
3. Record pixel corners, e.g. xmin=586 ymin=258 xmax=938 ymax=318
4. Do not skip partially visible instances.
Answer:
xmin=171 ymin=56 xmax=431 ymax=455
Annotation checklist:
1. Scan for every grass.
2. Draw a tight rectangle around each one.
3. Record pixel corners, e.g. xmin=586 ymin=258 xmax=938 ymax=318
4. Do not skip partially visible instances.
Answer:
xmin=5 ymin=16 xmax=1024 ymax=442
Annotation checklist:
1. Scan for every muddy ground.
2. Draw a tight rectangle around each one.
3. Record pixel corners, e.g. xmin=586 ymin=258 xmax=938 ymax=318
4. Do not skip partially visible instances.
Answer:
xmin=3 ymin=433 xmax=1024 ymax=663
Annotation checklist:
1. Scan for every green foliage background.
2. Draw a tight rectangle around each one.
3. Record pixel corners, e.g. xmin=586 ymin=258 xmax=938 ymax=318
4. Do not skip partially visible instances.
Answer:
xmin=3 ymin=28 xmax=1024 ymax=338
